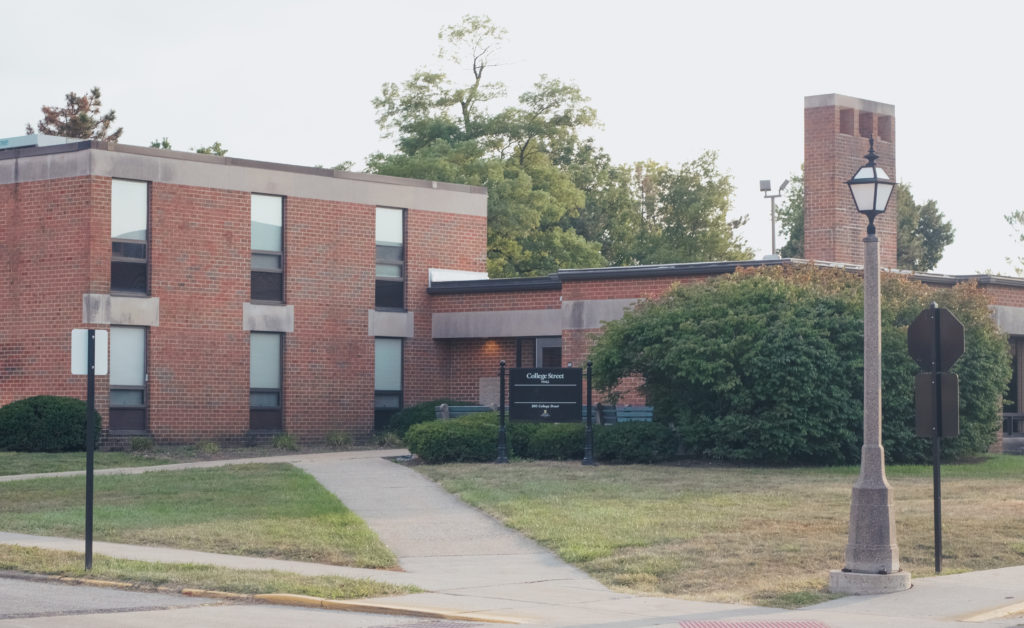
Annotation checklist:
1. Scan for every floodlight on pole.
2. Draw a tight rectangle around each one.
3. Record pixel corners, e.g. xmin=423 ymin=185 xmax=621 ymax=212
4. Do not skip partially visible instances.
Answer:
xmin=761 ymin=178 xmax=789 ymax=256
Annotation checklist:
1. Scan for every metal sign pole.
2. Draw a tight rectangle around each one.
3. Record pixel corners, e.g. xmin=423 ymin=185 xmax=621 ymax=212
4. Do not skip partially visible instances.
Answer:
xmin=931 ymin=305 xmax=943 ymax=573
xmin=583 ymin=362 xmax=595 ymax=466
xmin=85 ymin=330 xmax=96 ymax=571
xmin=496 ymin=361 xmax=508 ymax=463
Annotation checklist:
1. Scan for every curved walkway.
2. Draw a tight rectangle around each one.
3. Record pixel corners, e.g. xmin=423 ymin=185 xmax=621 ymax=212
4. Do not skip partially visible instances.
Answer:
xmin=2 ymin=450 xmax=1023 ymax=626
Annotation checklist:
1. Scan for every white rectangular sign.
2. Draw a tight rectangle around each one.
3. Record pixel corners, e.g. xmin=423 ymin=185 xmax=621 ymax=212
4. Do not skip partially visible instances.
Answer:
xmin=71 ymin=329 xmax=109 ymax=376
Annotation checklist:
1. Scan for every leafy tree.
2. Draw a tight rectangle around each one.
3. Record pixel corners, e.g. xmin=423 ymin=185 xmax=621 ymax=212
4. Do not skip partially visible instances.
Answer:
xmin=194 ymin=141 xmax=228 ymax=156
xmin=897 ymin=183 xmax=955 ymax=271
xmin=150 ymin=137 xmax=172 ymax=149
xmin=776 ymin=171 xmax=804 ymax=258
xmin=1004 ymin=210 xmax=1024 ymax=275
xmin=26 ymin=86 xmax=123 ymax=142
xmin=777 ymin=177 xmax=954 ymax=271
xmin=590 ymin=265 xmax=1010 ymax=465
xmin=369 ymin=15 xmax=603 ymax=277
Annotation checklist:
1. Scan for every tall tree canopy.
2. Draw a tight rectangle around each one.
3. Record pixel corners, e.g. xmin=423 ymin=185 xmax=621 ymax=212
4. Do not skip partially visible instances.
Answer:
xmin=368 ymin=15 xmax=750 ymax=277
xmin=776 ymin=176 xmax=954 ymax=272
xmin=26 ymin=86 xmax=123 ymax=142
xmin=1006 ymin=209 xmax=1024 ymax=275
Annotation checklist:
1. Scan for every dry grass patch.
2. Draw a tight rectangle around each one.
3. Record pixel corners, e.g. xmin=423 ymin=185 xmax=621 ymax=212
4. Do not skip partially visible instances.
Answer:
xmin=419 ymin=457 xmax=1024 ymax=608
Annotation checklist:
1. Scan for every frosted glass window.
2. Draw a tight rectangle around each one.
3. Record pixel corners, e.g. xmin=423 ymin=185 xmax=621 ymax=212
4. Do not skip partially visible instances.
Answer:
xmin=376 ymin=208 xmax=403 ymax=246
xmin=374 ymin=338 xmax=402 ymax=391
xmin=250 ymin=333 xmax=281 ymax=389
xmin=110 ymin=327 xmax=145 ymax=387
xmin=111 ymin=180 xmax=148 ymax=241
xmin=251 ymin=195 xmax=283 ymax=252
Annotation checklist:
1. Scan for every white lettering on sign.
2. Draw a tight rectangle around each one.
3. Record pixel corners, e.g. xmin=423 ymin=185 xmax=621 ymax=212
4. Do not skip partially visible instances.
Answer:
xmin=526 ymin=372 xmax=566 ymax=383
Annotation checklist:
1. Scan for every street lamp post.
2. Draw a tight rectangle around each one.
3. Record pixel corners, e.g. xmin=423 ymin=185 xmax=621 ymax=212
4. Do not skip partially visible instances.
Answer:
xmin=760 ymin=179 xmax=788 ymax=256
xmin=830 ymin=138 xmax=911 ymax=594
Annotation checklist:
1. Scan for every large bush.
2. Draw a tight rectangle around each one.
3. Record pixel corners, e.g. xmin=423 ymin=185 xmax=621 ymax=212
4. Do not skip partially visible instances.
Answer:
xmin=594 ymin=422 xmax=679 ymax=463
xmin=404 ymin=413 xmax=498 ymax=463
xmin=590 ymin=265 xmax=1011 ymax=465
xmin=387 ymin=398 xmax=468 ymax=437
xmin=404 ymin=412 xmax=679 ymax=464
xmin=0 ymin=396 xmax=88 ymax=452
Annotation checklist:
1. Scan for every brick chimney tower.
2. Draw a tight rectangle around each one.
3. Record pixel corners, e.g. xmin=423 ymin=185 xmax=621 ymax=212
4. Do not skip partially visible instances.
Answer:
xmin=804 ymin=94 xmax=896 ymax=267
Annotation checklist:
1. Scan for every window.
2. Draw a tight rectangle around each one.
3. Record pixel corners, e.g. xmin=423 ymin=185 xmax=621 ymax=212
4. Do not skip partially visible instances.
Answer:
xmin=251 ymin=194 xmax=283 ymax=302
xmin=536 ymin=337 xmax=562 ymax=368
xmin=250 ymin=332 xmax=282 ymax=431
xmin=111 ymin=179 xmax=148 ymax=294
xmin=374 ymin=337 xmax=402 ymax=430
xmin=375 ymin=207 xmax=404 ymax=310
xmin=109 ymin=326 xmax=147 ymax=431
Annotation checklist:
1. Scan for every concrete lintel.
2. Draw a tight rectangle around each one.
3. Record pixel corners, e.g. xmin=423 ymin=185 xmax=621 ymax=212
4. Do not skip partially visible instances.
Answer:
xmin=82 ymin=294 xmax=160 ymax=327
xmin=243 ymin=303 xmax=294 ymax=333
xmin=562 ymin=299 xmax=637 ymax=331
xmin=83 ymin=293 xmax=111 ymax=324
xmin=368 ymin=310 xmax=415 ymax=338
xmin=991 ymin=305 xmax=1024 ymax=335
xmin=805 ymin=94 xmax=895 ymax=116
xmin=432 ymin=309 xmax=561 ymax=339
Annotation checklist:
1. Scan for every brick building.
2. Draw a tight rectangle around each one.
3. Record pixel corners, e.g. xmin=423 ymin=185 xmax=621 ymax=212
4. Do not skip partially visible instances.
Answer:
xmin=2 ymin=93 xmax=1023 ymax=444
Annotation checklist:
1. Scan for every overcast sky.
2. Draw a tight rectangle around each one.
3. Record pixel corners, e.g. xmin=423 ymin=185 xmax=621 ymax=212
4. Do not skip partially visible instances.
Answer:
xmin=3 ymin=0 xmax=1021 ymax=276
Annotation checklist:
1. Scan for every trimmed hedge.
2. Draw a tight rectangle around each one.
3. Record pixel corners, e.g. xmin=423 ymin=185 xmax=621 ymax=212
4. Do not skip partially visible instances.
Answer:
xmin=404 ymin=412 xmax=679 ymax=464
xmin=388 ymin=398 xmax=468 ymax=437
xmin=0 ymin=396 xmax=88 ymax=452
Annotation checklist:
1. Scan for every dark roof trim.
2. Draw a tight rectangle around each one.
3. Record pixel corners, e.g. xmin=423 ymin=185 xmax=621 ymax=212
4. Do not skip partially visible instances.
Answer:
xmin=555 ymin=258 xmax=793 ymax=281
xmin=0 ymin=140 xmax=487 ymax=195
xmin=428 ymin=275 xmax=561 ymax=294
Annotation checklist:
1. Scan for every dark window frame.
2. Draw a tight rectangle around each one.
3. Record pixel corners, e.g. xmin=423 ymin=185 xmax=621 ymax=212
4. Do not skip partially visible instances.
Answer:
xmin=110 ymin=179 xmax=150 ymax=296
xmin=109 ymin=326 xmax=148 ymax=432
xmin=373 ymin=337 xmax=403 ymax=430
xmin=375 ymin=208 xmax=405 ymax=311
xmin=251 ymin=195 xmax=285 ymax=304
xmin=249 ymin=332 xmax=284 ymax=431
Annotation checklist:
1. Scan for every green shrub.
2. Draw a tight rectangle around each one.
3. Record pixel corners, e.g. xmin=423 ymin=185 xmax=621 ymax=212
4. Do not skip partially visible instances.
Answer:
xmin=591 ymin=265 xmax=1011 ymax=465
xmin=271 ymin=433 xmax=299 ymax=451
xmin=509 ymin=420 xmax=540 ymax=459
xmin=388 ymin=398 xmax=469 ymax=437
xmin=325 ymin=430 xmax=352 ymax=448
xmin=528 ymin=423 xmax=585 ymax=460
xmin=130 ymin=436 xmax=154 ymax=452
xmin=594 ymin=422 xmax=679 ymax=463
xmin=404 ymin=414 xmax=498 ymax=463
xmin=0 ymin=396 xmax=88 ymax=452
xmin=195 ymin=440 xmax=220 ymax=455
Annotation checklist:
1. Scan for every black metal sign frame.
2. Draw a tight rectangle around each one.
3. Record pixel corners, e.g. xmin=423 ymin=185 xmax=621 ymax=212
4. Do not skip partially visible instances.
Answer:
xmin=509 ymin=367 xmax=583 ymax=422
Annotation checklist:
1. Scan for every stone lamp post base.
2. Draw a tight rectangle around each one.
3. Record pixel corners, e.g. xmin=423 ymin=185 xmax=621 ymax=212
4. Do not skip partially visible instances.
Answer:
xmin=829 ymin=569 xmax=912 ymax=595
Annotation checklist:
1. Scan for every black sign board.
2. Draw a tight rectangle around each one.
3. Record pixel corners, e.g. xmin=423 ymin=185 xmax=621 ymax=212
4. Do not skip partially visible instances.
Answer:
xmin=915 ymin=372 xmax=960 ymax=438
xmin=908 ymin=307 xmax=964 ymax=372
xmin=509 ymin=367 xmax=582 ymax=421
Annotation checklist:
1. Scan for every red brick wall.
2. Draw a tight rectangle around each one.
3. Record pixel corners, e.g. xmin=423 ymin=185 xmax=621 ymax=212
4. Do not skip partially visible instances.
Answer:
xmin=430 ymin=289 xmax=561 ymax=313
xmin=405 ymin=210 xmax=488 ymax=407
xmin=0 ymin=176 xmax=110 ymax=411
xmin=980 ymin=284 xmax=1024 ymax=308
xmin=805 ymin=103 xmax=897 ymax=268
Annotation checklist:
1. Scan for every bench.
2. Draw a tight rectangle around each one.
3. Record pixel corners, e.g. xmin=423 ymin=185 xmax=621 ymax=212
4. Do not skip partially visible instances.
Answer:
xmin=435 ymin=404 xmax=496 ymax=419
xmin=597 ymin=404 xmax=654 ymax=425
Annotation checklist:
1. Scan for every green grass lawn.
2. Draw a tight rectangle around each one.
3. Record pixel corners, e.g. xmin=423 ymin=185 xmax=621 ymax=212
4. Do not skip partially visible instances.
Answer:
xmin=0 ymin=463 xmax=397 ymax=569
xmin=0 ymin=451 xmax=178 ymax=476
xmin=0 ymin=545 xmax=415 ymax=600
xmin=418 ymin=455 xmax=1024 ymax=608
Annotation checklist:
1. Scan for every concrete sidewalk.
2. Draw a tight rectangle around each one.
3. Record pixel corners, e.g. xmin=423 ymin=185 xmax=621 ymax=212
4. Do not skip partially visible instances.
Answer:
xmin=2 ymin=450 xmax=1023 ymax=626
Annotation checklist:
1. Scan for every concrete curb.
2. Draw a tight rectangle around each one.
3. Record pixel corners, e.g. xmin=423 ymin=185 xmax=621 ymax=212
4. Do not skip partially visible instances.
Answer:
xmin=2 ymin=570 xmax=523 ymax=624
xmin=255 ymin=593 xmax=525 ymax=624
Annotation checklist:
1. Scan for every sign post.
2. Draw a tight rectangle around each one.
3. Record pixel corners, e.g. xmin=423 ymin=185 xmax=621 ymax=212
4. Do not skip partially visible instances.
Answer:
xmin=907 ymin=304 xmax=964 ymax=573
xmin=509 ymin=367 xmax=583 ymax=421
xmin=71 ymin=329 xmax=108 ymax=570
